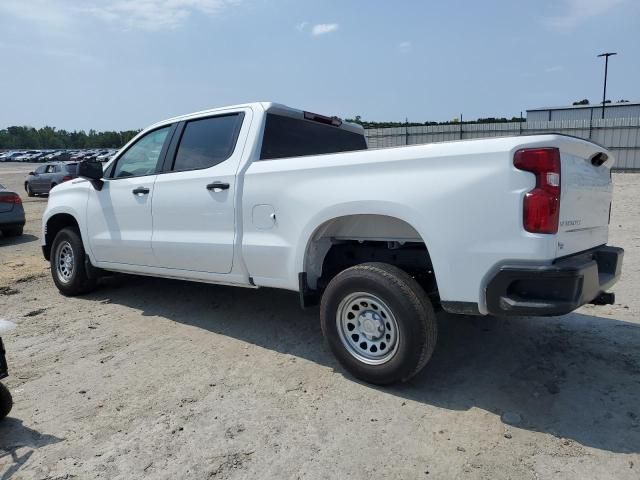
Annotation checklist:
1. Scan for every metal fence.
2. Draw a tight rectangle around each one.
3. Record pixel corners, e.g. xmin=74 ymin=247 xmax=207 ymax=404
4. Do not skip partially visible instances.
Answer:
xmin=365 ymin=117 xmax=640 ymax=171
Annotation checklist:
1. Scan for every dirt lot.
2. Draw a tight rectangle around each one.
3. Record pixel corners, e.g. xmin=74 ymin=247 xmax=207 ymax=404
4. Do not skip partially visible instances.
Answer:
xmin=1 ymin=163 xmax=639 ymax=479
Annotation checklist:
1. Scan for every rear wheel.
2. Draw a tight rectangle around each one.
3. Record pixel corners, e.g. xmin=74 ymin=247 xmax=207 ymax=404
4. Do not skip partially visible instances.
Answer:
xmin=320 ymin=262 xmax=438 ymax=385
xmin=50 ymin=227 xmax=97 ymax=296
xmin=0 ymin=383 xmax=12 ymax=420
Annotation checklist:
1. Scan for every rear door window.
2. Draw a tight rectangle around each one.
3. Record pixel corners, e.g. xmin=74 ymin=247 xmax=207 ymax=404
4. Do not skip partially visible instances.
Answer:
xmin=260 ymin=114 xmax=367 ymax=160
xmin=172 ymin=113 xmax=244 ymax=172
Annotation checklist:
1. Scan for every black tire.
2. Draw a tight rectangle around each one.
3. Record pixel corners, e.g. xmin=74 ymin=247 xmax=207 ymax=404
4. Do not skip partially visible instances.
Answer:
xmin=25 ymin=182 xmax=35 ymax=197
xmin=50 ymin=227 xmax=97 ymax=296
xmin=50 ymin=183 xmax=57 ymax=193
xmin=2 ymin=226 xmax=23 ymax=237
xmin=320 ymin=262 xmax=438 ymax=385
xmin=0 ymin=383 xmax=12 ymax=420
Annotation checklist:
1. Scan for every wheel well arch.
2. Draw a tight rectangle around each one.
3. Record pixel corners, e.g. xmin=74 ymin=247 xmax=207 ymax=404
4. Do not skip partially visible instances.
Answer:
xmin=302 ymin=214 xmax=438 ymax=299
xmin=43 ymin=213 xmax=80 ymax=260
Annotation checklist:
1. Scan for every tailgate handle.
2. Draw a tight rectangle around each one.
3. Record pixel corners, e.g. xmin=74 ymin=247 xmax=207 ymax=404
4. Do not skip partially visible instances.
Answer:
xmin=590 ymin=152 xmax=608 ymax=167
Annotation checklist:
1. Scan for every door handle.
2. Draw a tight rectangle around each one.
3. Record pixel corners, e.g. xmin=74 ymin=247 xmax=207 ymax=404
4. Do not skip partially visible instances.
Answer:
xmin=132 ymin=187 xmax=150 ymax=195
xmin=206 ymin=182 xmax=230 ymax=192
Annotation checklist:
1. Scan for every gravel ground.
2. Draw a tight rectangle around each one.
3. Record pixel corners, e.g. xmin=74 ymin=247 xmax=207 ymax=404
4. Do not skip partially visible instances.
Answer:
xmin=1 ymin=163 xmax=639 ymax=479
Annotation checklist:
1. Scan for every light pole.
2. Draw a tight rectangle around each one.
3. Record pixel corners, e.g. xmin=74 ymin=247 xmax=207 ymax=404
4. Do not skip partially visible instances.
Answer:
xmin=597 ymin=52 xmax=617 ymax=119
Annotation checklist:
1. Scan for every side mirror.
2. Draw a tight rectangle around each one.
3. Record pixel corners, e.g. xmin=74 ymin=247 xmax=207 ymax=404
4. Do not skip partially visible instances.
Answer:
xmin=78 ymin=160 xmax=104 ymax=190
xmin=28 ymin=171 xmax=35 ymax=176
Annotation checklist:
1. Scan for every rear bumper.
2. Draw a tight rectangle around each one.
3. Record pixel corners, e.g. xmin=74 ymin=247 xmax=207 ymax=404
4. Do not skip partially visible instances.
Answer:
xmin=486 ymin=245 xmax=623 ymax=316
xmin=0 ymin=207 xmax=25 ymax=228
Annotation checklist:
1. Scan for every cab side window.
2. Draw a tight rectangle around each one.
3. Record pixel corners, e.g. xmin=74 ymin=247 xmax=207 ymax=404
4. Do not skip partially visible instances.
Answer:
xmin=172 ymin=114 xmax=244 ymax=172
xmin=112 ymin=126 xmax=171 ymax=179
xmin=35 ymin=165 xmax=47 ymax=174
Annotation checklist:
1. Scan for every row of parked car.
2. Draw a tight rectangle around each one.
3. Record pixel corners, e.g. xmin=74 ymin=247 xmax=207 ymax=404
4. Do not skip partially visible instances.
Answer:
xmin=0 ymin=149 xmax=117 ymax=163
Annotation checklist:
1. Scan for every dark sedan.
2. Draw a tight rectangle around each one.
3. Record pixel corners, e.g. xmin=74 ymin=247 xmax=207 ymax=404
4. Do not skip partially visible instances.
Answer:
xmin=24 ymin=162 xmax=79 ymax=196
xmin=0 ymin=183 xmax=25 ymax=237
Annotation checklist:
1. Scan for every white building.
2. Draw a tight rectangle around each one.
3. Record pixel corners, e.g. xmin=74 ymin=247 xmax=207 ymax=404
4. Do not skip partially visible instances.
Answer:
xmin=527 ymin=102 xmax=640 ymax=122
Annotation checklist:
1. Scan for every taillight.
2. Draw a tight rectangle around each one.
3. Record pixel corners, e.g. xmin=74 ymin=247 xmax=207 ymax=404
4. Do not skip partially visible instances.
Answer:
xmin=514 ymin=147 xmax=561 ymax=234
xmin=61 ymin=175 xmax=73 ymax=182
xmin=0 ymin=193 xmax=22 ymax=204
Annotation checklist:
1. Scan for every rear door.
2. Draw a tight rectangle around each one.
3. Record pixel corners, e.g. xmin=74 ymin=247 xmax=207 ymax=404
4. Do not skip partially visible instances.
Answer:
xmin=150 ymin=110 xmax=249 ymax=273
xmin=556 ymin=139 xmax=614 ymax=257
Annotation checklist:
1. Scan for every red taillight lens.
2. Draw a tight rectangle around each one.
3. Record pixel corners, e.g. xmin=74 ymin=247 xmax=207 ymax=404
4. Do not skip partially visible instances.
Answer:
xmin=61 ymin=175 xmax=73 ymax=182
xmin=0 ymin=193 xmax=22 ymax=204
xmin=514 ymin=147 xmax=561 ymax=234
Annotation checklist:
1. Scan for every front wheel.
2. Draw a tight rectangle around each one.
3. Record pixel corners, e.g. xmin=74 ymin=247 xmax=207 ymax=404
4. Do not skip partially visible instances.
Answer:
xmin=320 ymin=262 xmax=438 ymax=385
xmin=50 ymin=227 xmax=97 ymax=296
xmin=25 ymin=182 xmax=35 ymax=197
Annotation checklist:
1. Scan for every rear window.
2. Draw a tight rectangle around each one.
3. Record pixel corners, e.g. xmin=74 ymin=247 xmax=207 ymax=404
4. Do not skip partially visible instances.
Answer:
xmin=64 ymin=163 xmax=78 ymax=174
xmin=260 ymin=114 xmax=367 ymax=160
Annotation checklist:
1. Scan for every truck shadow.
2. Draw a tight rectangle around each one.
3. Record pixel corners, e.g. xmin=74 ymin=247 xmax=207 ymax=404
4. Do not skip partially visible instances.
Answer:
xmin=90 ymin=275 xmax=640 ymax=454
xmin=0 ymin=418 xmax=63 ymax=480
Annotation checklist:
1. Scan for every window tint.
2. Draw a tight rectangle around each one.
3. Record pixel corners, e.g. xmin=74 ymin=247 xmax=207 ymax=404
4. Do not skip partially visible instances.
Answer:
xmin=64 ymin=163 xmax=78 ymax=174
xmin=35 ymin=165 xmax=47 ymax=174
xmin=260 ymin=114 xmax=367 ymax=160
xmin=113 ymin=126 xmax=170 ymax=178
xmin=172 ymin=114 xmax=243 ymax=172
xmin=46 ymin=165 xmax=56 ymax=173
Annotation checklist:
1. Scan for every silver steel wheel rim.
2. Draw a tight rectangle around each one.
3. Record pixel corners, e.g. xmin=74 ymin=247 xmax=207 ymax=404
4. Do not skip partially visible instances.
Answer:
xmin=56 ymin=241 xmax=74 ymax=284
xmin=336 ymin=292 xmax=399 ymax=365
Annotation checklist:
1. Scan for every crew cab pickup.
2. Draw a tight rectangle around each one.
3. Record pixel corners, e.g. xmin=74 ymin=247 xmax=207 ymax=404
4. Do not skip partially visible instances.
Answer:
xmin=42 ymin=102 xmax=623 ymax=385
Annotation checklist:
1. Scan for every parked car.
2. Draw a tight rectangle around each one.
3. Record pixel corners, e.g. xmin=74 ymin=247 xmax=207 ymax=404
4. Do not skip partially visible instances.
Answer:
xmin=2 ymin=152 xmax=25 ymax=162
xmin=41 ymin=102 xmax=623 ymax=385
xmin=0 ymin=183 xmax=25 ymax=237
xmin=96 ymin=150 xmax=117 ymax=162
xmin=13 ymin=151 xmax=36 ymax=162
xmin=0 ymin=152 xmax=14 ymax=162
xmin=0 ymin=337 xmax=12 ymax=421
xmin=24 ymin=162 xmax=79 ymax=196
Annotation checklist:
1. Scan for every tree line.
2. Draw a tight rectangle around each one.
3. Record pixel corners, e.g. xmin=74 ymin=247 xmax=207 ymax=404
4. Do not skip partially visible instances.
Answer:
xmin=345 ymin=115 xmax=525 ymax=129
xmin=0 ymin=126 xmax=140 ymax=150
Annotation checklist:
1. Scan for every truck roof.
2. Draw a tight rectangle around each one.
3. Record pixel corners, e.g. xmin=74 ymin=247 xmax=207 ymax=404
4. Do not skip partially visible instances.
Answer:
xmin=150 ymin=102 xmax=364 ymax=135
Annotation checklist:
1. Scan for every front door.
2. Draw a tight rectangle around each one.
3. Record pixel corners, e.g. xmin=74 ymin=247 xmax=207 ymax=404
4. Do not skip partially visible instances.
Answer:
xmin=86 ymin=126 xmax=172 ymax=266
xmin=31 ymin=165 xmax=47 ymax=192
xmin=151 ymin=111 xmax=248 ymax=273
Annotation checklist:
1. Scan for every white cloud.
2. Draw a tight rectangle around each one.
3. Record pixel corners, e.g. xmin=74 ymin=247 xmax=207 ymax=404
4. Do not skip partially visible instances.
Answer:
xmin=0 ymin=0 xmax=241 ymax=32
xmin=296 ymin=21 xmax=308 ymax=32
xmin=398 ymin=41 xmax=412 ymax=52
xmin=545 ymin=65 xmax=564 ymax=73
xmin=545 ymin=0 xmax=625 ymax=29
xmin=311 ymin=23 xmax=339 ymax=36
xmin=0 ymin=0 xmax=71 ymax=29
xmin=84 ymin=0 xmax=240 ymax=31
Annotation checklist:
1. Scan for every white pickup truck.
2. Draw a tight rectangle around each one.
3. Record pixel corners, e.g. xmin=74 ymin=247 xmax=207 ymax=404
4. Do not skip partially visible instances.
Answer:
xmin=42 ymin=102 xmax=623 ymax=384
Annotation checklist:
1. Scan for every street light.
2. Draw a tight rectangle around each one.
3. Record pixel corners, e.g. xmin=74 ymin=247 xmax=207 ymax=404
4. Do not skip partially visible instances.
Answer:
xmin=597 ymin=52 xmax=617 ymax=119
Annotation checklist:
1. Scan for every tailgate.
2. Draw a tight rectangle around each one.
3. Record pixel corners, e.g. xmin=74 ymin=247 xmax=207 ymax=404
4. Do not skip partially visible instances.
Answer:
xmin=556 ymin=138 xmax=613 ymax=257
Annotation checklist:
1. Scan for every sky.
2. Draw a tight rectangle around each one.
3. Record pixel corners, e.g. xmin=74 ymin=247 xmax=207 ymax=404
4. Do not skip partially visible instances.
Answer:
xmin=0 ymin=0 xmax=638 ymax=131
